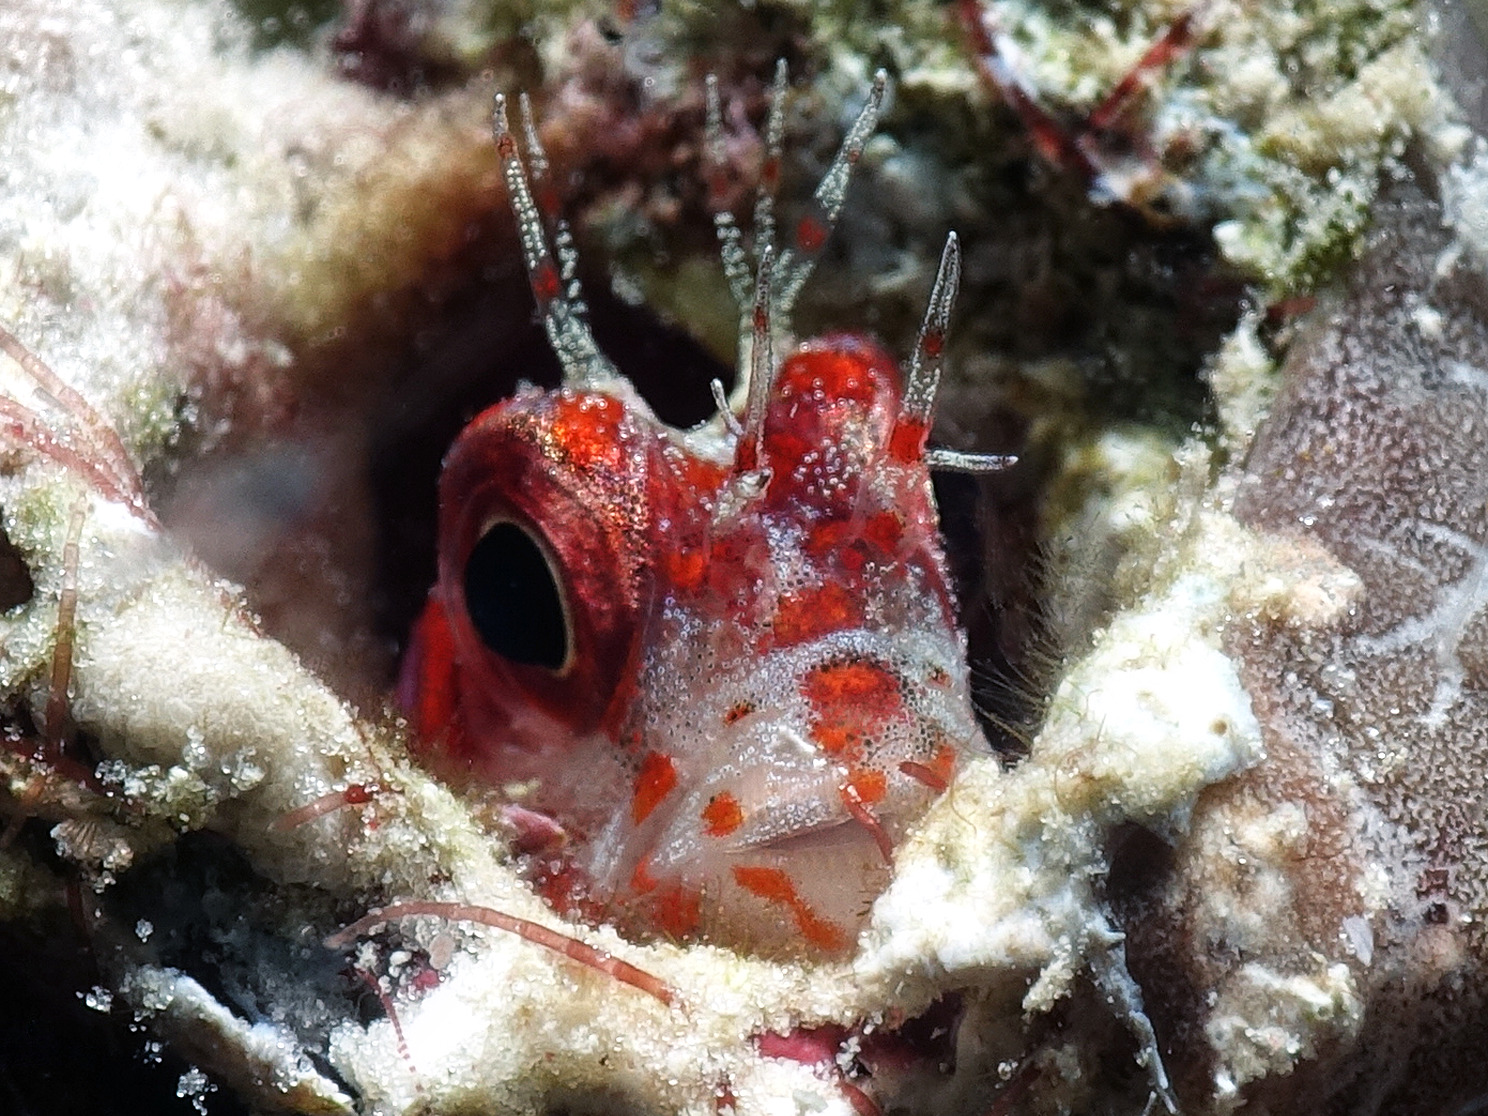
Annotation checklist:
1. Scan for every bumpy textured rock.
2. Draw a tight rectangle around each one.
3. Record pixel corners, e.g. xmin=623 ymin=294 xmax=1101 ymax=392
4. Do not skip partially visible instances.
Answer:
xmin=1231 ymin=173 xmax=1488 ymax=1113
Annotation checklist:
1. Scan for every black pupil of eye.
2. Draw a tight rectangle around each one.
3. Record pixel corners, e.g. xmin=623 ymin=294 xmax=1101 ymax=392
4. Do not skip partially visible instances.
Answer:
xmin=463 ymin=522 xmax=569 ymax=671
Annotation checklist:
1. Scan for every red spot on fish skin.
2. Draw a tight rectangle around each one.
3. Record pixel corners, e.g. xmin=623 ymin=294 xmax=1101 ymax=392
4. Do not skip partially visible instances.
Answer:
xmin=770 ymin=581 xmax=861 ymax=646
xmin=887 ymin=415 xmax=929 ymax=463
xmin=761 ymin=341 xmax=898 ymax=491
xmin=802 ymin=660 xmax=904 ymax=719
xmin=846 ymin=768 xmax=887 ymax=805
xmin=630 ymin=856 xmax=659 ymax=895
xmin=701 ymin=792 xmax=744 ymax=836
xmin=810 ymin=719 xmax=861 ymax=758
xmin=802 ymin=661 xmax=906 ymax=764
xmin=652 ymin=881 xmax=703 ymax=939
xmin=663 ymin=543 xmax=708 ymax=593
xmin=545 ymin=393 xmax=628 ymax=472
xmin=802 ymin=510 xmax=904 ymax=574
xmin=732 ymin=865 xmax=850 ymax=953
xmin=632 ymin=751 xmax=678 ymax=824
xmin=532 ymin=856 xmax=607 ymax=925
xmin=863 ymin=511 xmax=903 ymax=556
xmin=628 ymin=857 xmax=701 ymax=938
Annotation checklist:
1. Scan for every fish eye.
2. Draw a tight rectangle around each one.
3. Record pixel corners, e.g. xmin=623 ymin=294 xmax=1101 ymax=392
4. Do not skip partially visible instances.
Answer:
xmin=463 ymin=520 xmax=570 ymax=672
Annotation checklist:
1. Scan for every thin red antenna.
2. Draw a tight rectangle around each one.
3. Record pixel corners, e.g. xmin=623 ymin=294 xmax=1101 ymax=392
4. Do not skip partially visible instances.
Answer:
xmin=271 ymin=779 xmax=388 ymax=831
xmin=956 ymin=0 xmax=1095 ymax=179
xmin=0 ymin=497 xmax=89 ymax=849
xmin=0 ymin=327 xmax=151 ymax=522
xmin=328 ymin=901 xmax=676 ymax=1006
xmin=1086 ymin=8 xmax=1203 ymax=133
xmin=355 ymin=967 xmax=421 ymax=1084
xmin=839 ymin=778 xmax=894 ymax=865
xmin=898 ymin=760 xmax=950 ymax=793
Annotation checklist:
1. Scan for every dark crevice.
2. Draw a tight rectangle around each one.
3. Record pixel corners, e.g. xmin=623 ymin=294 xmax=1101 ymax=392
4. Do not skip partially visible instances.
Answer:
xmin=0 ymin=522 xmax=35 ymax=612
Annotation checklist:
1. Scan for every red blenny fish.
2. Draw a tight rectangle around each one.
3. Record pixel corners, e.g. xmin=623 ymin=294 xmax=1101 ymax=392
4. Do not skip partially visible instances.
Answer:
xmin=401 ymin=71 xmax=1010 ymax=956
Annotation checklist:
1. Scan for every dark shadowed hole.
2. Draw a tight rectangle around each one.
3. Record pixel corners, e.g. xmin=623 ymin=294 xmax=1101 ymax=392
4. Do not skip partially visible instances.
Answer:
xmin=0 ymin=912 xmax=252 ymax=1116
xmin=1104 ymin=821 xmax=1177 ymax=905
xmin=102 ymin=832 xmax=365 ymax=1048
xmin=933 ymin=433 xmax=1045 ymax=765
xmin=0 ymin=522 xmax=35 ymax=612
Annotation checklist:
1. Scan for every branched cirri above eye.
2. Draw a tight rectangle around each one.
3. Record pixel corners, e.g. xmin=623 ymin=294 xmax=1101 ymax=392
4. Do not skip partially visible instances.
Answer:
xmin=464 ymin=521 xmax=570 ymax=671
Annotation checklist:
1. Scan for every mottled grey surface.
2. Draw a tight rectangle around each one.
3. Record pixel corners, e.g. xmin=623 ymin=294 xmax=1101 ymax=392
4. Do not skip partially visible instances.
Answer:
xmin=1138 ymin=171 xmax=1488 ymax=1113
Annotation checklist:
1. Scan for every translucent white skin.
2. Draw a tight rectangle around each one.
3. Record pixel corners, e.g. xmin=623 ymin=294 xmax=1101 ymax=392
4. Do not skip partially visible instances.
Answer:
xmin=597 ymin=622 xmax=983 ymax=951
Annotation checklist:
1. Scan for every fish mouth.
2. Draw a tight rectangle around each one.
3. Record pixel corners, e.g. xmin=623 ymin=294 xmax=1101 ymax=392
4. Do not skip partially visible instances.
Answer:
xmin=738 ymin=812 xmax=867 ymax=854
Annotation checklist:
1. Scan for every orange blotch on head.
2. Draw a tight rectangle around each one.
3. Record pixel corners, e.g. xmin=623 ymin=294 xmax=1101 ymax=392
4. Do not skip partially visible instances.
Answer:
xmin=701 ymin=792 xmax=744 ymax=837
xmin=731 ymin=865 xmax=849 ymax=953
xmin=547 ymin=394 xmax=627 ymax=472
xmin=774 ymin=345 xmax=887 ymax=408
xmin=771 ymin=581 xmax=861 ymax=645
xmin=801 ymin=659 xmax=904 ymax=719
xmin=811 ymin=721 xmax=861 ymax=757
xmin=863 ymin=510 xmax=903 ymax=555
xmin=631 ymin=751 xmax=678 ymax=825
xmin=803 ymin=516 xmax=854 ymax=560
xmin=671 ymin=452 xmax=728 ymax=499
xmin=665 ymin=544 xmax=708 ymax=593
xmin=800 ymin=512 xmax=903 ymax=579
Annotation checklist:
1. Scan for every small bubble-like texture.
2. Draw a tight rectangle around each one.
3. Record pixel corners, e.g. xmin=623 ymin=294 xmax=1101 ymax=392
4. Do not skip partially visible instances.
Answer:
xmin=1214 ymin=174 xmax=1488 ymax=1113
